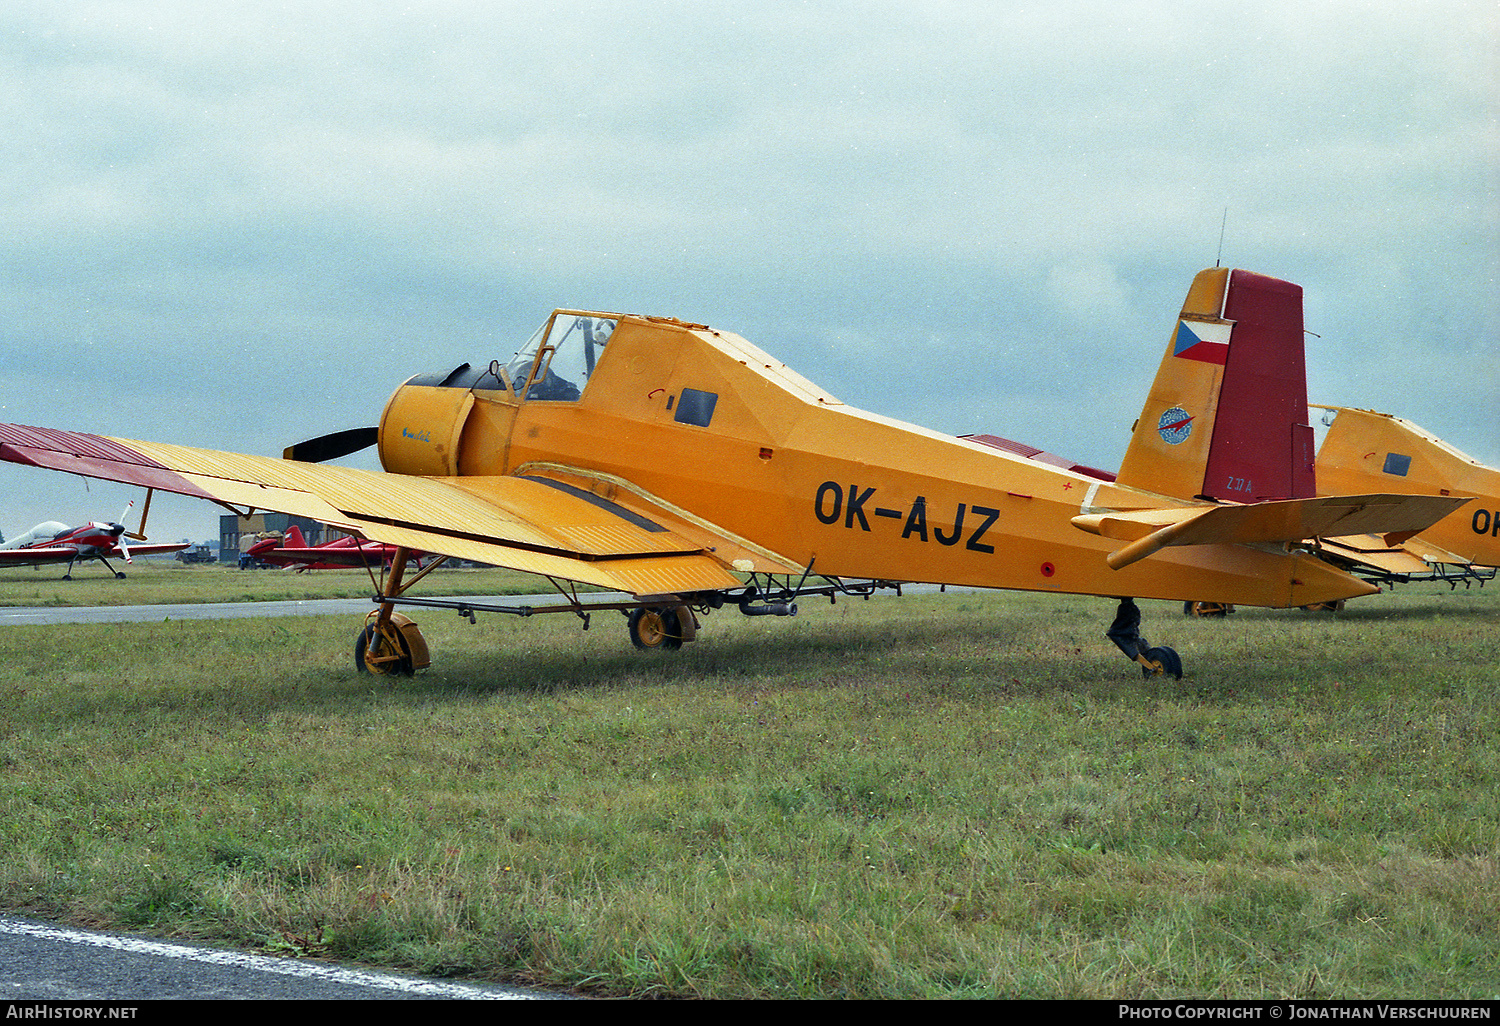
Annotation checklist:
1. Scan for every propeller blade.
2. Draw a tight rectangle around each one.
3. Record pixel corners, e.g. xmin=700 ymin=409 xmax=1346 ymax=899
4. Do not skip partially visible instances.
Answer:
xmin=108 ymin=516 xmax=133 ymax=563
xmin=283 ymin=427 xmax=379 ymax=463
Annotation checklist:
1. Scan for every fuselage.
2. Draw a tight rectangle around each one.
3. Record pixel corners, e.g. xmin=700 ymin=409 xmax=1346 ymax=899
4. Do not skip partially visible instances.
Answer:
xmin=0 ymin=521 xmax=118 ymax=555
xmin=0 ymin=522 xmax=72 ymax=550
xmin=378 ymin=312 xmax=1375 ymax=608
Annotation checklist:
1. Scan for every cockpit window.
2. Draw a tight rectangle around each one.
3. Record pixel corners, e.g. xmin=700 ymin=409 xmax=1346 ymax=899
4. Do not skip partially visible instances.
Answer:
xmin=505 ymin=313 xmax=619 ymax=402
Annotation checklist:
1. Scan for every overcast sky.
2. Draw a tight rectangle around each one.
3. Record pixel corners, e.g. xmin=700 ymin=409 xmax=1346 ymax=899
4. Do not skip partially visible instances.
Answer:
xmin=1 ymin=0 xmax=1495 ymax=545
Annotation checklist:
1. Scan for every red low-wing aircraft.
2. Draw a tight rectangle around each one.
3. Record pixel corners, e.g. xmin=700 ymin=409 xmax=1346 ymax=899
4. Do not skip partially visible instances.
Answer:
xmin=247 ymin=524 xmax=427 ymax=572
xmin=0 ymin=503 xmax=189 ymax=578
xmin=0 ymin=268 xmax=1465 ymax=677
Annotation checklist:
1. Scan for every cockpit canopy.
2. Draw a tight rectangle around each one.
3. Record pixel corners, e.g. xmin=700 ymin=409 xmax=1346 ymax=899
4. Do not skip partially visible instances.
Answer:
xmin=504 ymin=312 xmax=619 ymax=402
xmin=403 ymin=311 xmax=621 ymax=403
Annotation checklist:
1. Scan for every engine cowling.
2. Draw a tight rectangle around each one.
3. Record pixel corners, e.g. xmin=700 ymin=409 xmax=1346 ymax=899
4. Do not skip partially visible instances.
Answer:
xmin=377 ymin=378 xmax=478 ymax=477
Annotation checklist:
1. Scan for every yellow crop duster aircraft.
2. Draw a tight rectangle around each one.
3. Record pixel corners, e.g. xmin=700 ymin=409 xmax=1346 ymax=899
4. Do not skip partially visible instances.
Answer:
xmin=0 ymin=268 xmax=1463 ymax=678
xmin=1307 ymin=406 xmax=1499 ymax=584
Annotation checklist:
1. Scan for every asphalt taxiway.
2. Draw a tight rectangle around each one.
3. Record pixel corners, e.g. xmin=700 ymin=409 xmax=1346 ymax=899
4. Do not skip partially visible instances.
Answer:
xmin=1 ymin=915 xmax=561 ymax=1000
xmin=0 ymin=595 xmax=570 ymax=627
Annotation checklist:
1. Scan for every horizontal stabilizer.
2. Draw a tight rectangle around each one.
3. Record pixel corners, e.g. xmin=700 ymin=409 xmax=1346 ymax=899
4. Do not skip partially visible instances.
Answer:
xmin=1073 ymin=493 xmax=1467 ymax=570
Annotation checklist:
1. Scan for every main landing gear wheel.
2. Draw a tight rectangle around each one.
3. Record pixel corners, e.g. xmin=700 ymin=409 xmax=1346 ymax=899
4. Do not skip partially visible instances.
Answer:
xmin=355 ymin=622 xmax=415 ymax=676
xmin=628 ymin=606 xmax=684 ymax=651
xmin=1106 ymin=598 xmax=1184 ymax=680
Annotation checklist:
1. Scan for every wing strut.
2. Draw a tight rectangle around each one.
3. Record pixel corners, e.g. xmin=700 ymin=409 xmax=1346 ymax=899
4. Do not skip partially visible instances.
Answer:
xmin=365 ymin=546 xmax=412 ymax=665
xmin=126 ymin=488 xmax=155 ymax=541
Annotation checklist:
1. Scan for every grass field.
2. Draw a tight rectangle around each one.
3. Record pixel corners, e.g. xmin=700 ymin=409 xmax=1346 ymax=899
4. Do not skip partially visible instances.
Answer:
xmin=0 ymin=579 xmax=1495 ymax=998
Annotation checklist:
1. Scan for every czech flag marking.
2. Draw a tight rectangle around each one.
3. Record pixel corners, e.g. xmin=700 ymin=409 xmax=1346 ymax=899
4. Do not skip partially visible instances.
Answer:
xmin=1172 ymin=320 xmax=1231 ymax=365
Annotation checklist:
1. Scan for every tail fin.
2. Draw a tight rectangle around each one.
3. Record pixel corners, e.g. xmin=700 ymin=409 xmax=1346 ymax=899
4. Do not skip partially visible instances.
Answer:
xmin=1116 ymin=268 xmax=1315 ymax=503
xmin=285 ymin=524 xmax=307 ymax=548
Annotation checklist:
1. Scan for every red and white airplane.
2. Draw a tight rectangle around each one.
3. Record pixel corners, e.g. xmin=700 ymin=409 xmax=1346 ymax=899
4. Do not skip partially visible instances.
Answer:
xmin=0 ymin=502 xmax=188 ymax=578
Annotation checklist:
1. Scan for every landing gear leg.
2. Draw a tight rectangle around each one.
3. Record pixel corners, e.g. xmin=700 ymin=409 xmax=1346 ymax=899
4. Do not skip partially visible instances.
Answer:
xmin=355 ymin=547 xmax=430 ymax=676
xmin=1107 ymin=598 xmax=1183 ymax=679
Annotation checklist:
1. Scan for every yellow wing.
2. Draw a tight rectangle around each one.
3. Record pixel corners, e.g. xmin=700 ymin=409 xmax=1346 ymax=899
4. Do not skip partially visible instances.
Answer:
xmin=0 ymin=424 xmax=744 ymax=595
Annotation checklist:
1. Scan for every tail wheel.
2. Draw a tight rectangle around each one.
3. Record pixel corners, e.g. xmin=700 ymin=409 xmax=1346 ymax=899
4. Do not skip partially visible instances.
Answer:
xmin=1142 ymin=645 xmax=1183 ymax=680
xmin=628 ymin=606 xmax=684 ymax=651
xmin=355 ymin=622 xmax=415 ymax=676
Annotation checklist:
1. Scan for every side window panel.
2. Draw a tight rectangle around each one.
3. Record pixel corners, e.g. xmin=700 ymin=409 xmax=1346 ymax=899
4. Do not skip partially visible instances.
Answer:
xmin=673 ymin=388 xmax=719 ymax=427
xmin=1382 ymin=453 xmax=1412 ymax=476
